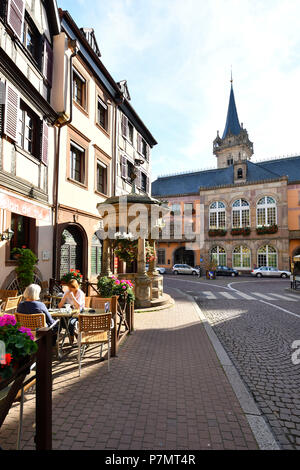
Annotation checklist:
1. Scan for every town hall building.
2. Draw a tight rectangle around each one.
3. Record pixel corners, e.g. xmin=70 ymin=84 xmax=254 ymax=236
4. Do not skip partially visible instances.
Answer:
xmin=152 ymin=82 xmax=300 ymax=272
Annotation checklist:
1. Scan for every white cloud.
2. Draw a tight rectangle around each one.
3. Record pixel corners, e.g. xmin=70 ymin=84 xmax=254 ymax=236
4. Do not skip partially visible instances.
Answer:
xmin=61 ymin=0 xmax=300 ymax=179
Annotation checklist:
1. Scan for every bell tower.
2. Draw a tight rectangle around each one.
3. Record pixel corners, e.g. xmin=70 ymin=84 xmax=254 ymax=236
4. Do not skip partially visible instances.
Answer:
xmin=213 ymin=80 xmax=253 ymax=169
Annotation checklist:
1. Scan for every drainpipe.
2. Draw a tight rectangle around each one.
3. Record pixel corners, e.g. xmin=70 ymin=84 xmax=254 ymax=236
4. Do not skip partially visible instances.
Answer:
xmin=52 ymin=39 xmax=79 ymax=279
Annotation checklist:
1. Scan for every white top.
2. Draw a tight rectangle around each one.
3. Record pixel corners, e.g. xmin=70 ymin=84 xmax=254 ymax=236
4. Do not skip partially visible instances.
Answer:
xmin=62 ymin=289 xmax=85 ymax=310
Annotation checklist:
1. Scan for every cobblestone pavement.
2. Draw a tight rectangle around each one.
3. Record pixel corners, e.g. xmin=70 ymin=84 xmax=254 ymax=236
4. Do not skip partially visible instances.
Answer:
xmin=165 ymin=277 xmax=300 ymax=450
xmin=0 ymin=288 xmax=258 ymax=450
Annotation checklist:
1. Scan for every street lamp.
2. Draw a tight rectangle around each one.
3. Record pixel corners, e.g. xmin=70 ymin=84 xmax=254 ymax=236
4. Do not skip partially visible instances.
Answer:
xmin=1 ymin=228 xmax=14 ymax=241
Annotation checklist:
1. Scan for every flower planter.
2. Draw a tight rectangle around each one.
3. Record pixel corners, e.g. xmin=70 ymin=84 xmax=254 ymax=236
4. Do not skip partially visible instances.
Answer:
xmin=208 ymin=229 xmax=227 ymax=237
xmin=256 ymin=225 xmax=278 ymax=235
xmin=231 ymin=228 xmax=251 ymax=236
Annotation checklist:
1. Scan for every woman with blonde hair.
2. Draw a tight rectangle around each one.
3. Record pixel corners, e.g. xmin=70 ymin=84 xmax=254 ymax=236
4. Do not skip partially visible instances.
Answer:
xmin=58 ymin=279 xmax=85 ymax=344
xmin=17 ymin=284 xmax=55 ymax=327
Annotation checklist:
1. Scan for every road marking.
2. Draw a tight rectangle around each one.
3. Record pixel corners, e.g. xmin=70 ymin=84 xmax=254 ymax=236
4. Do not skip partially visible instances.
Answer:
xmin=202 ymin=291 xmax=217 ymax=299
xmin=219 ymin=292 xmax=237 ymax=300
xmin=252 ymin=292 xmax=276 ymax=301
xmin=284 ymin=293 xmax=300 ymax=300
xmin=235 ymin=292 xmax=256 ymax=300
xmin=268 ymin=293 xmax=298 ymax=302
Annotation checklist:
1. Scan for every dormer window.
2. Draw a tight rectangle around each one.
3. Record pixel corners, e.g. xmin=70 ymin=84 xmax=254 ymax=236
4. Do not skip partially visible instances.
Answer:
xmin=237 ymin=168 xmax=243 ymax=179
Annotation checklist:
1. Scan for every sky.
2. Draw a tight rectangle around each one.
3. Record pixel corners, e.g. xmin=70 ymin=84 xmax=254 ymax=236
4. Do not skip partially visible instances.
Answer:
xmin=59 ymin=0 xmax=300 ymax=181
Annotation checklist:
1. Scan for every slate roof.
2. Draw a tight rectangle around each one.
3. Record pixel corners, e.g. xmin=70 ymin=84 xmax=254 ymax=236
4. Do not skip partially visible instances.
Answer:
xmin=151 ymin=156 xmax=300 ymax=197
xmin=222 ymin=84 xmax=241 ymax=139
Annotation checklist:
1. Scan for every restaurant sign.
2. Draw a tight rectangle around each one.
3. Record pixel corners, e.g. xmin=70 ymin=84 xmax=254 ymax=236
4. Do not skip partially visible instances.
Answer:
xmin=0 ymin=191 xmax=51 ymax=222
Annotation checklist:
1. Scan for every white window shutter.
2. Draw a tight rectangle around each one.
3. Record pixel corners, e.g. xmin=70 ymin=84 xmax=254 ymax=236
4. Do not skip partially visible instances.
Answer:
xmin=41 ymin=121 xmax=49 ymax=166
xmin=4 ymin=82 xmax=20 ymax=141
xmin=121 ymin=155 xmax=127 ymax=178
xmin=7 ymin=0 xmax=25 ymax=41
xmin=146 ymin=176 xmax=150 ymax=194
xmin=121 ymin=114 xmax=127 ymax=137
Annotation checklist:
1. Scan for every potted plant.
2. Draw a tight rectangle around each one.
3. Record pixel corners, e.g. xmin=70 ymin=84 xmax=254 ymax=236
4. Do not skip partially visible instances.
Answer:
xmin=97 ymin=276 xmax=135 ymax=308
xmin=60 ymin=269 xmax=83 ymax=285
xmin=11 ymin=246 xmax=38 ymax=291
xmin=0 ymin=315 xmax=38 ymax=382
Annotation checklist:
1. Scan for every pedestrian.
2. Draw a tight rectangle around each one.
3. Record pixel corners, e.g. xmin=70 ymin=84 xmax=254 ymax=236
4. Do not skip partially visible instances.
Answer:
xmin=58 ymin=279 xmax=85 ymax=345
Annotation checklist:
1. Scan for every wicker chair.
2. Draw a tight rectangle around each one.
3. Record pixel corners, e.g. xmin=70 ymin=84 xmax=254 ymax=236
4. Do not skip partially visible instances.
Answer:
xmin=2 ymin=295 xmax=23 ymax=313
xmin=77 ymin=313 xmax=113 ymax=376
xmin=0 ymin=289 xmax=18 ymax=301
xmin=15 ymin=313 xmax=46 ymax=339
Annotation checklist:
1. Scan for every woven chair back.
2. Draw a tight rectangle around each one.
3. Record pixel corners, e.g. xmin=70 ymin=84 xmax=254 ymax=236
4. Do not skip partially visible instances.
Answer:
xmin=78 ymin=314 xmax=112 ymax=333
xmin=15 ymin=312 xmax=46 ymax=330
xmin=2 ymin=295 xmax=23 ymax=312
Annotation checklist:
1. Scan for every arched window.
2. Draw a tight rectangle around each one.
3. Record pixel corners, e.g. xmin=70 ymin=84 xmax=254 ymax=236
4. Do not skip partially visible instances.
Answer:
xmin=237 ymin=168 xmax=243 ymax=179
xmin=257 ymin=196 xmax=277 ymax=227
xmin=210 ymin=246 xmax=226 ymax=266
xmin=233 ymin=245 xmax=251 ymax=268
xmin=232 ymin=199 xmax=250 ymax=228
xmin=209 ymin=202 xmax=226 ymax=229
xmin=257 ymin=245 xmax=277 ymax=268
xmin=91 ymin=233 xmax=102 ymax=275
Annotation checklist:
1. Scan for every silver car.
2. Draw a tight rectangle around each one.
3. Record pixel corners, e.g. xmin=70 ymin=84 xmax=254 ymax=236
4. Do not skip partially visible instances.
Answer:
xmin=172 ymin=264 xmax=200 ymax=276
xmin=251 ymin=267 xmax=291 ymax=278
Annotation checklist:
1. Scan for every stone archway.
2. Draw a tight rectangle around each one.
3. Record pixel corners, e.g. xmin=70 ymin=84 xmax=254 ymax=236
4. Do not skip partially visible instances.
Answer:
xmin=173 ymin=247 xmax=195 ymax=267
xmin=59 ymin=224 xmax=87 ymax=279
xmin=292 ymin=246 xmax=300 ymax=257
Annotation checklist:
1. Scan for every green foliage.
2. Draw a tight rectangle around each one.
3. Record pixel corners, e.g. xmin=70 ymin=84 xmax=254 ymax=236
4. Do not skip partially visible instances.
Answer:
xmin=11 ymin=247 xmax=38 ymax=290
xmin=97 ymin=276 xmax=135 ymax=304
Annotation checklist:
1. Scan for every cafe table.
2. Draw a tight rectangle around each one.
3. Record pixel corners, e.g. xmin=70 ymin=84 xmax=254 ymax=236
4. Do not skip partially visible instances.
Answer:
xmin=49 ymin=308 xmax=106 ymax=358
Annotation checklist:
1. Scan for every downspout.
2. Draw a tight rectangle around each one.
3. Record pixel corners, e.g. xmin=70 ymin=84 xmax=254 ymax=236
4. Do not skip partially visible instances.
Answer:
xmin=52 ymin=39 xmax=79 ymax=279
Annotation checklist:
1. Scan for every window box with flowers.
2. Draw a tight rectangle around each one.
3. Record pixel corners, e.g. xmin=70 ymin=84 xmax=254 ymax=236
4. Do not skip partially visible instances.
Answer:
xmin=0 ymin=315 xmax=38 ymax=382
xmin=256 ymin=224 xmax=278 ymax=235
xmin=208 ymin=229 xmax=227 ymax=237
xmin=231 ymin=227 xmax=251 ymax=236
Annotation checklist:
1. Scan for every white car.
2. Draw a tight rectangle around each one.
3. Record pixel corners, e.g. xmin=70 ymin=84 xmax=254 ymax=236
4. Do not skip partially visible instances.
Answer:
xmin=251 ymin=267 xmax=291 ymax=278
xmin=145 ymin=265 xmax=166 ymax=275
xmin=172 ymin=264 xmax=200 ymax=276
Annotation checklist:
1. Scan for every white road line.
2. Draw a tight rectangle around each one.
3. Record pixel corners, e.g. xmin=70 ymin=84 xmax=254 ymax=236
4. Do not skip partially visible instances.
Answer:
xmin=252 ymin=292 xmax=276 ymax=301
xmin=219 ymin=292 xmax=237 ymax=300
xmin=235 ymin=292 xmax=256 ymax=300
xmin=268 ymin=293 xmax=298 ymax=302
xmin=284 ymin=293 xmax=300 ymax=300
xmin=202 ymin=291 xmax=217 ymax=299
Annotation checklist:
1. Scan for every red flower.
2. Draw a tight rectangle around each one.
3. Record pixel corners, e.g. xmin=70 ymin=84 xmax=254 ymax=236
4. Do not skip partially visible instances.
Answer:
xmin=1 ymin=353 xmax=13 ymax=366
xmin=22 ymin=245 xmax=26 ymax=249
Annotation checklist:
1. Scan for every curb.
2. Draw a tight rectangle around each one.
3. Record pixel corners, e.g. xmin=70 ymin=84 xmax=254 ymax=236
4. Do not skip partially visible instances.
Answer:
xmin=135 ymin=298 xmax=175 ymax=314
xmin=176 ymin=288 xmax=280 ymax=451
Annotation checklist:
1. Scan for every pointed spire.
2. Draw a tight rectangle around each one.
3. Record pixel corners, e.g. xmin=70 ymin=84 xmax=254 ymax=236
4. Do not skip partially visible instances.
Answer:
xmin=222 ymin=81 xmax=241 ymax=139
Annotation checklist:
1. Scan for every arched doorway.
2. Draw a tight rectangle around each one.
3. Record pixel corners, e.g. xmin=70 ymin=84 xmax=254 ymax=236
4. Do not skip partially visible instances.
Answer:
xmin=174 ymin=247 xmax=195 ymax=266
xmin=60 ymin=225 xmax=84 ymax=278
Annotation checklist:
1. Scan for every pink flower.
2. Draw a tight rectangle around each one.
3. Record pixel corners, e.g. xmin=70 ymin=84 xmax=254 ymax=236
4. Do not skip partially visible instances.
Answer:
xmin=0 ymin=315 xmax=17 ymax=327
xmin=18 ymin=327 xmax=34 ymax=341
xmin=122 ymin=286 xmax=126 ymax=289
xmin=115 ymin=280 xmax=120 ymax=285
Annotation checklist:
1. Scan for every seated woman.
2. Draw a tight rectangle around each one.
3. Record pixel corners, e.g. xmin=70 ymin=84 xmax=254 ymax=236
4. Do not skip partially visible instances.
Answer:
xmin=17 ymin=284 xmax=55 ymax=327
xmin=58 ymin=279 xmax=85 ymax=344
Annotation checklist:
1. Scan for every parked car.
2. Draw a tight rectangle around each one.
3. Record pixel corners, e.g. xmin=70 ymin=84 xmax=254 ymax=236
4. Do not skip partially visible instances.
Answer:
xmin=215 ymin=266 xmax=239 ymax=277
xmin=156 ymin=266 xmax=166 ymax=275
xmin=172 ymin=264 xmax=200 ymax=275
xmin=145 ymin=265 xmax=166 ymax=275
xmin=251 ymin=267 xmax=291 ymax=278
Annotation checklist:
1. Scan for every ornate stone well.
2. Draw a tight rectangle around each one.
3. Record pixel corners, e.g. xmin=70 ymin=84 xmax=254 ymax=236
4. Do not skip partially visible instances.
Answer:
xmin=97 ymin=193 xmax=171 ymax=309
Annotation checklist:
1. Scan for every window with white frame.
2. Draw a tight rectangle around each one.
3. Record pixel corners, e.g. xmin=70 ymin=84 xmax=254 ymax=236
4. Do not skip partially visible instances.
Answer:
xmin=209 ymin=202 xmax=226 ymax=229
xmin=257 ymin=245 xmax=277 ymax=268
xmin=210 ymin=246 xmax=226 ymax=266
xmin=233 ymin=245 xmax=251 ymax=268
xmin=170 ymin=204 xmax=181 ymax=215
xmin=232 ymin=199 xmax=250 ymax=228
xmin=257 ymin=196 xmax=277 ymax=227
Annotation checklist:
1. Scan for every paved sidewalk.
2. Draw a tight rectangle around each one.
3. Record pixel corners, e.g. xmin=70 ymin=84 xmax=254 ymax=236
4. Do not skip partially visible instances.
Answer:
xmin=0 ymin=288 xmax=258 ymax=450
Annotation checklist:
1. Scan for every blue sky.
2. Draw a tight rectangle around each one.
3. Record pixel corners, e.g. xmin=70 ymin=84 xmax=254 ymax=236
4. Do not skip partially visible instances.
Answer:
xmin=59 ymin=0 xmax=300 ymax=181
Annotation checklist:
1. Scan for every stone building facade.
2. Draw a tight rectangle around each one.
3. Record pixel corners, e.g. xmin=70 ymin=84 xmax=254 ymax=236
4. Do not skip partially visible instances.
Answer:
xmin=152 ymin=83 xmax=300 ymax=272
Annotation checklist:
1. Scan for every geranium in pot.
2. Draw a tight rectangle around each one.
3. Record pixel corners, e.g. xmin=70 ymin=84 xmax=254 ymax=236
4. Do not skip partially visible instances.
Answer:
xmin=0 ymin=315 xmax=38 ymax=382
xmin=60 ymin=269 xmax=83 ymax=285
xmin=97 ymin=276 xmax=135 ymax=309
